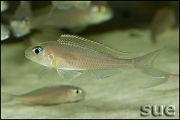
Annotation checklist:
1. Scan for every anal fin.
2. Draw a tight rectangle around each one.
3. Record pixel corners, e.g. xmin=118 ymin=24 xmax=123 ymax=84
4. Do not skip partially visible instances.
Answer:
xmin=89 ymin=69 xmax=125 ymax=79
xmin=57 ymin=69 xmax=82 ymax=81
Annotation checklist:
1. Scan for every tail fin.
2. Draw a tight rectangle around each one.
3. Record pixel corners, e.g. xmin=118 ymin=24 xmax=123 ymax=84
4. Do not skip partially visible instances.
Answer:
xmin=134 ymin=48 xmax=169 ymax=87
xmin=1 ymin=92 xmax=13 ymax=103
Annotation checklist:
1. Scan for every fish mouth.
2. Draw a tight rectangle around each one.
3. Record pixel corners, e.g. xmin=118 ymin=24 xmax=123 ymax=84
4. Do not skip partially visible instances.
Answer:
xmin=25 ymin=50 xmax=30 ymax=59
xmin=25 ymin=54 xmax=29 ymax=59
xmin=25 ymin=48 xmax=31 ymax=59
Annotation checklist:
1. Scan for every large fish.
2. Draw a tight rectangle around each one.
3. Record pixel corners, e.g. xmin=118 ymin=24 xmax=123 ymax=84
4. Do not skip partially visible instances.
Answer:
xmin=25 ymin=34 xmax=170 ymax=86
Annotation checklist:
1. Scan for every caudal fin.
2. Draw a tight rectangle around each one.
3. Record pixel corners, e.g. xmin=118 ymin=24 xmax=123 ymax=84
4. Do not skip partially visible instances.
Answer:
xmin=134 ymin=48 xmax=169 ymax=87
xmin=1 ymin=92 xmax=13 ymax=103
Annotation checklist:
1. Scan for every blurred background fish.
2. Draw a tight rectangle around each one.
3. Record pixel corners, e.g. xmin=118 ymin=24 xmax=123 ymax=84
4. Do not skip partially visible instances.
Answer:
xmin=10 ymin=1 xmax=32 ymax=38
xmin=1 ymin=24 xmax=10 ymax=41
xmin=1 ymin=1 xmax=9 ymax=12
xmin=31 ymin=2 xmax=113 ymax=33
xmin=1 ymin=1 xmax=10 ymax=41
xmin=1 ymin=1 xmax=179 ymax=41
xmin=150 ymin=8 xmax=176 ymax=43
xmin=1 ymin=85 xmax=85 ymax=105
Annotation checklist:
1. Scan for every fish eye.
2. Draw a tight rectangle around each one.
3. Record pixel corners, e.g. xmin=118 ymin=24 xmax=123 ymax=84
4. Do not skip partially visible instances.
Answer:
xmin=32 ymin=46 xmax=43 ymax=55
xmin=75 ymin=89 xmax=82 ymax=95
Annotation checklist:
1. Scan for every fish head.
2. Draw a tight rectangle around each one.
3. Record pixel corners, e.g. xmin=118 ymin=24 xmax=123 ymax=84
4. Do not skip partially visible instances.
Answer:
xmin=25 ymin=43 xmax=49 ymax=67
xmin=65 ymin=86 xmax=85 ymax=102
xmin=87 ymin=4 xmax=113 ymax=25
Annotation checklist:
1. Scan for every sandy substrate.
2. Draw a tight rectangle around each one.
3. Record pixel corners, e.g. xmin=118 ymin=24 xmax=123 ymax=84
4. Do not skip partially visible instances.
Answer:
xmin=1 ymin=28 xmax=179 ymax=118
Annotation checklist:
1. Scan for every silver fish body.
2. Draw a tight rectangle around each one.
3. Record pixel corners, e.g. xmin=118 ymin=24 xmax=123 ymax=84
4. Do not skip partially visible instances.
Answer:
xmin=25 ymin=34 xmax=170 ymax=83
xmin=1 ymin=85 xmax=85 ymax=105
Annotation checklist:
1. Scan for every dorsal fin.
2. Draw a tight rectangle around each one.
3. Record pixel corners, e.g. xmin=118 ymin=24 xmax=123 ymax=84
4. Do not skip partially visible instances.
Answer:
xmin=57 ymin=34 xmax=130 ymax=58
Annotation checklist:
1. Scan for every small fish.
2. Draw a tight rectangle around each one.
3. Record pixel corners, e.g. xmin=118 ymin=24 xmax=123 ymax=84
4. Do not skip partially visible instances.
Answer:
xmin=25 ymin=34 xmax=169 ymax=86
xmin=1 ymin=24 xmax=10 ymax=41
xmin=1 ymin=1 xmax=9 ymax=12
xmin=1 ymin=85 xmax=85 ymax=105
xmin=10 ymin=1 xmax=32 ymax=38
xmin=150 ymin=8 xmax=176 ymax=43
xmin=32 ymin=3 xmax=113 ymax=33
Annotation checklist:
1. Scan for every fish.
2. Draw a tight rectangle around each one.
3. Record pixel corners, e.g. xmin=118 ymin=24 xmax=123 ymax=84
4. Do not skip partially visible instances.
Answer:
xmin=31 ymin=3 xmax=113 ymax=33
xmin=1 ymin=24 xmax=10 ymax=41
xmin=1 ymin=85 xmax=85 ymax=105
xmin=10 ymin=1 xmax=32 ymax=38
xmin=25 ymin=34 xmax=170 ymax=86
xmin=1 ymin=1 xmax=9 ymax=12
xmin=150 ymin=8 xmax=176 ymax=43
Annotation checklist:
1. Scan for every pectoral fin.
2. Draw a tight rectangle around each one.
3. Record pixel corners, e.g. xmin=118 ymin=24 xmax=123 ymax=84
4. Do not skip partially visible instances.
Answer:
xmin=38 ymin=67 xmax=52 ymax=79
xmin=57 ymin=69 xmax=82 ymax=81
xmin=90 ymin=69 xmax=125 ymax=79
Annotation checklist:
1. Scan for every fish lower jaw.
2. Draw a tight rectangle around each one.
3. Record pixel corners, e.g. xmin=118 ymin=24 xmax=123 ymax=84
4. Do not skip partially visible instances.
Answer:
xmin=25 ymin=54 xmax=29 ymax=59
